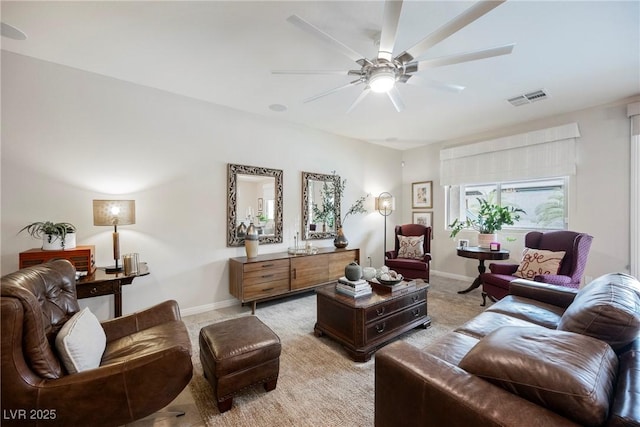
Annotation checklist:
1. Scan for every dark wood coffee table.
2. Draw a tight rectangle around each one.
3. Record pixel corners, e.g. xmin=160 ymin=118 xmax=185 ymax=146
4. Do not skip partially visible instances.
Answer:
xmin=314 ymin=281 xmax=431 ymax=362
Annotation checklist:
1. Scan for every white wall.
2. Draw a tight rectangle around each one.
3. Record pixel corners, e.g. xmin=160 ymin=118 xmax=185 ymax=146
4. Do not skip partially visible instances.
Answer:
xmin=1 ymin=52 xmax=403 ymax=319
xmin=402 ymin=96 xmax=640 ymax=283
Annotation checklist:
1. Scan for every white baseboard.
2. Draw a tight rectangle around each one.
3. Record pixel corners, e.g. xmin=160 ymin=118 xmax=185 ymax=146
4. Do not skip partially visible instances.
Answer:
xmin=181 ymin=298 xmax=240 ymax=317
xmin=431 ymin=269 xmax=475 ymax=282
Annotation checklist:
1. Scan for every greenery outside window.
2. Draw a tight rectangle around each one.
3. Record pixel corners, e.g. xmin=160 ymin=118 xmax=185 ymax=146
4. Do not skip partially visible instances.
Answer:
xmin=446 ymin=178 xmax=568 ymax=231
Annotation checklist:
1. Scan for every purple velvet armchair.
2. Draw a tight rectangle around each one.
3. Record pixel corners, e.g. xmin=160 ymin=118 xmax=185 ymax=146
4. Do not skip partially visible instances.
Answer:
xmin=385 ymin=224 xmax=432 ymax=281
xmin=480 ymin=230 xmax=593 ymax=306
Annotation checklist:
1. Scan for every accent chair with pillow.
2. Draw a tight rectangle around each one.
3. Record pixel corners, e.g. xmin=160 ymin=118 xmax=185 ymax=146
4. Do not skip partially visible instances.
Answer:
xmin=384 ymin=224 xmax=432 ymax=281
xmin=480 ymin=230 xmax=593 ymax=305
xmin=1 ymin=259 xmax=193 ymax=427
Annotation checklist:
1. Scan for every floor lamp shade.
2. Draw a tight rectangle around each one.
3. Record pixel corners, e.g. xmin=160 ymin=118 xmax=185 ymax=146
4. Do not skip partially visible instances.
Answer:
xmin=93 ymin=200 xmax=136 ymax=273
xmin=376 ymin=192 xmax=395 ymax=259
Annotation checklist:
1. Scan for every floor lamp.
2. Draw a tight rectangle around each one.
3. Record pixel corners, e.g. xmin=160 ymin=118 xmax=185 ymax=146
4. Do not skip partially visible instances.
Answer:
xmin=93 ymin=200 xmax=136 ymax=273
xmin=375 ymin=192 xmax=395 ymax=259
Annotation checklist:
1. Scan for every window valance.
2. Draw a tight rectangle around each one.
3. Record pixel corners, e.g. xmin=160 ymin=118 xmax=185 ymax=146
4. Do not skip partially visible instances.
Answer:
xmin=440 ymin=123 xmax=580 ymax=186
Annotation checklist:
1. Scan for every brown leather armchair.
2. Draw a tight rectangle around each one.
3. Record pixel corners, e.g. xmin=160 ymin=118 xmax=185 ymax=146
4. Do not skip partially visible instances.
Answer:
xmin=385 ymin=224 xmax=432 ymax=281
xmin=480 ymin=230 xmax=593 ymax=305
xmin=1 ymin=259 xmax=193 ymax=427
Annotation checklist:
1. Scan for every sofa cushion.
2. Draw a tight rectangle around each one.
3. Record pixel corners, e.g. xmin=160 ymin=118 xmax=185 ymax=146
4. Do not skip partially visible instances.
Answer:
xmin=486 ymin=295 xmax=565 ymax=329
xmin=397 ymin=235 xmax=424 ymax=259
xmin=558 ymin=272 xmax=640 ymax=352
xmin=459 ymin=326 xmax=618 ymax=427
xmin=55 ymin=307 xmax=106 ymax=374
xmin=513 ymin=248 xmax=565 ymax=279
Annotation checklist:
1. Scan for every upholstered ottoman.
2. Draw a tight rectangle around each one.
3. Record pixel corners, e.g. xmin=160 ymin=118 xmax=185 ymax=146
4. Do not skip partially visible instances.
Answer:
xmin=199 ymin=315 xmax=281 ymax=413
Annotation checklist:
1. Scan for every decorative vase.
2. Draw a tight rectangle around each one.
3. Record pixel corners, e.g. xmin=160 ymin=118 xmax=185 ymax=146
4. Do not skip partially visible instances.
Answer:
xmin=245 ymin=223 xmax=259 ymax=258
xmin=344 ymin=261 xmax=362 ymax=281
xmin=334 ymin=227 xmax=348 ymax=248
xmin=42 ymin=233 xmax=76 ymax=250
xmin=478 ymin=233 xmax=497 ymax=249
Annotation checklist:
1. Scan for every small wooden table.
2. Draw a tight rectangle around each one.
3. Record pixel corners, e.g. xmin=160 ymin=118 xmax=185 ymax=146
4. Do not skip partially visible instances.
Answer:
xmin=456 ymin=246 xmax=509 ymax=294
xmin=314 ymin=281 xmax=431 ymax=362
xmin=77 ymin=268 xmax=148 ymax=317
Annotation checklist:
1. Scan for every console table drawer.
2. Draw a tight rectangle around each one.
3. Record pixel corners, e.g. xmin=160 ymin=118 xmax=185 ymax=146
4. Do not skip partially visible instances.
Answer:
xmin=76 ymin=281 xmax=117 ymax=299
xmin=366 ymin=303 xmax=427 ymax=342
xmin=364 ymin=289 xmax=427 ymax=323
xmin=243 ymin=279 xmax=290 ymax=300
xmin=243 ymin=259 xmax=289 ymax=273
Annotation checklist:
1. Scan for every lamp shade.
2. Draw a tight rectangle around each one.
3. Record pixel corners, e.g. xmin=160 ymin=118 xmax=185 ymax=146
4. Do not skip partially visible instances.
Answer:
xmin=375 ymin=193 xmax=395 ymax=216
xmin=93 ymin=200 xmax=136 ymax=226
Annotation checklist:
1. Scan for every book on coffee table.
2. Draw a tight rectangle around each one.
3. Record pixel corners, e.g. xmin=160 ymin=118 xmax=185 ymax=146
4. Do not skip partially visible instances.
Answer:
xmin=369 ymin=279 xmax=417 ymax=293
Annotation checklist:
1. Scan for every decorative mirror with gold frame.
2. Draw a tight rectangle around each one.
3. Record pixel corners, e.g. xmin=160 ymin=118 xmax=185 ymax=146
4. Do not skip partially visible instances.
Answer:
xmin=227 ymin=164 xmax=283 ymax=246
xmin=302 ymin=171 xmax=341 ymax=240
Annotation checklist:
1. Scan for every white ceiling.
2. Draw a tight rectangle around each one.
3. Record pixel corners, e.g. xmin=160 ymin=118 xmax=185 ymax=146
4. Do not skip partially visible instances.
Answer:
xmin=2 ymin=1 xmax=639 ymax=150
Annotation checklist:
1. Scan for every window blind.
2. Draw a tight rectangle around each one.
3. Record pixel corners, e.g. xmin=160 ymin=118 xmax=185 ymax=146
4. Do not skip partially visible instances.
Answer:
xmin=440 ymin=123 xmax=580 ymax=186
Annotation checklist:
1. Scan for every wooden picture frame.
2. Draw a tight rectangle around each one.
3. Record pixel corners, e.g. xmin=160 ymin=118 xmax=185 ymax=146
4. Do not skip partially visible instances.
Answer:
xmin=413 ymin=211 xmax=433 ymax=228
xmin=412 ymin=181 xmax=433 ymax=209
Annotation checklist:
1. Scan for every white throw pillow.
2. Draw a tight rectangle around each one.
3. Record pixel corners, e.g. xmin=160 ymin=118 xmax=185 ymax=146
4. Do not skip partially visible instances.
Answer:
xmin=397 ymin=235 xmax=425 ymax=259
xmin=55 ymin=307 xmax=106 ymax=374
xmin=513 ymin=248 xmax=566 ymax=279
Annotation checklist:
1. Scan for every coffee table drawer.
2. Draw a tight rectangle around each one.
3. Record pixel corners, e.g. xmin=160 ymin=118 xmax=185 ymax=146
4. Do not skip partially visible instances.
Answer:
xmin=364 ymin=289 xmax=427 ymax=323
xmin=366 ymin=302 xmax=427 ymax=342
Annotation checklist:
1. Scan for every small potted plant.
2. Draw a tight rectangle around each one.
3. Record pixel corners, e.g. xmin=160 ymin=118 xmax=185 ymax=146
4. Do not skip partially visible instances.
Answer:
xmin=448 ymin=198 xmax=524 ymax=248
xmin=19 ymin=221 xmax=77 ymax=250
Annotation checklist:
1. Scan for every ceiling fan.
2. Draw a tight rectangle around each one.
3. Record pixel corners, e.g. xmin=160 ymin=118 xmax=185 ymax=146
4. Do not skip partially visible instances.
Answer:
xmin=273 ymin=0 xmax=515 ymax=113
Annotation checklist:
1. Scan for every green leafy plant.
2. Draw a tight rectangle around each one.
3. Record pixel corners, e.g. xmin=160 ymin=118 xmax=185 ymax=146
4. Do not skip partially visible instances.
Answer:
xmin=19 ymin=221 xmax=77 ymax=247
xmin=449 ymin=198 xmax=524 ymax=238
xmin=312 ymin=171 xmax=368 ymax=228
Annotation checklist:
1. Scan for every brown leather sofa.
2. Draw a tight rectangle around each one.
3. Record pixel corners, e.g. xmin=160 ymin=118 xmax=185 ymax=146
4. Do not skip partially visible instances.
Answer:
xmin=1 ymin=260 xmax=193 ymax=427
xmin=375 ymin=273 xmax=640 ymax=427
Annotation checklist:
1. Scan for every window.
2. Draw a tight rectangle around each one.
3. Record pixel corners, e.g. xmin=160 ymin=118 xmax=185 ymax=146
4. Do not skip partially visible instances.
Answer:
xmin=446 ymin=178 xmax=568 ymax=231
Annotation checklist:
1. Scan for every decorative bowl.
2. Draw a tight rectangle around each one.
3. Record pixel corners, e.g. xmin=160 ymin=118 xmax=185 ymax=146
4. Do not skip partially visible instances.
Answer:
xmin=376 ymin=277 xmax=403 ymax=286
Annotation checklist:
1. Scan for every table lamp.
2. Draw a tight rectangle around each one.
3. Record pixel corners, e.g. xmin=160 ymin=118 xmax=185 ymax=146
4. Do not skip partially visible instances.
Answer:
xmin=375 ymin=192 xmax=395 ymax=257
xmin=93 ymin=200 xmax=135 ymax=273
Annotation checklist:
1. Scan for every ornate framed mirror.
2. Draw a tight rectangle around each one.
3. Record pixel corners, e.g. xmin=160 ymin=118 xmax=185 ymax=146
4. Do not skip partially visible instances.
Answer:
xmin=227 ymin=164 xmax=283 ymax=246
xmin=302 ymin=171 xmax=341 ymax=240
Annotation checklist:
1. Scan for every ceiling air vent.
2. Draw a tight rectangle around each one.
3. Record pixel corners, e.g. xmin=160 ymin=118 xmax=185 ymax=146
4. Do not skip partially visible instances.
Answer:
xmin=507 ymin=89 xmax=549 ymax=107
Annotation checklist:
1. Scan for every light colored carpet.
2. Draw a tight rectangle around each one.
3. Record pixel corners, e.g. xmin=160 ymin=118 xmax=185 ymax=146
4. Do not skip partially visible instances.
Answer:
xmin=183 ymin=275 xmax=489 ymax=427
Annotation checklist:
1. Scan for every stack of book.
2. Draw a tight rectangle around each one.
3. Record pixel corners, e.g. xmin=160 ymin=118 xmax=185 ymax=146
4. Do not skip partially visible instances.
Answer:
xmin=336 ymin=276 xmax=372 ymax=298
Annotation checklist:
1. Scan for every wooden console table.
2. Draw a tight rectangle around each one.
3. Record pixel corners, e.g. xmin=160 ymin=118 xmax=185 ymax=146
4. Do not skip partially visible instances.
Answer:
xmin=77 ymin=268 xmax=148 ymax=318
xmin=229 ymin=247 xmax=359 ymax=313
xmin=314 ymin=281 xmax=431 ymax=362
xmin=456 ymin=246 xmax=509 ymax=294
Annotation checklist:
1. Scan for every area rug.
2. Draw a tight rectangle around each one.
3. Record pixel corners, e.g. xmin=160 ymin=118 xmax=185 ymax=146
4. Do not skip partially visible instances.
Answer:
xmin=184 ymin=275 xmax=488 ymax=427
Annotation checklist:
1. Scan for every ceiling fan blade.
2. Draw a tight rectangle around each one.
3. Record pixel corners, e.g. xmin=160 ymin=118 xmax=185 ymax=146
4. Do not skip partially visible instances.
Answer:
xmin=395 ymin=0 xmax=506 ymax=63
xmin=412 ymin=43 xmax=515 ymax=70
xmin=346 ymin=88 xmax=371 ymax=114
xmin=303 ymin=81 xmax=362 ymax=103
xmin=378 ymin=0 xmax=404 ymax=61
xmin=404 ymin=75 xmax=465 ymax=93
xmin=287 ymin=15 xmax=367 ymax=63
xmin=272 ymin=70 xmax=350 ymax=75
xmin=387 ymin=87 xmax=405 ymax=112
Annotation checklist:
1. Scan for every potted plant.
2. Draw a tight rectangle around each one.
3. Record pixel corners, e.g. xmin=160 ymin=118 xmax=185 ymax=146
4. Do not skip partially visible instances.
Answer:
xmin=19 ymin=221 xmax=77 ymax=250
xmin=448 ymin=198 xmax=524 ymax=248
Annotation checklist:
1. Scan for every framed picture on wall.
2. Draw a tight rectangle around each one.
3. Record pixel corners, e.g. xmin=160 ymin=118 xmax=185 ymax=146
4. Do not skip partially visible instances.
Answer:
xmin=412 ymin=211 xmax=433 ymax=228
xmin=412 ymin=181 xmax=433 ymax=209
xmin=258 ymin=198 xmax=264 ymax=211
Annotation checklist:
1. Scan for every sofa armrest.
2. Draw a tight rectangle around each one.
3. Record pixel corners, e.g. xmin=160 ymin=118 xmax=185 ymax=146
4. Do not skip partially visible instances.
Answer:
xmin=422 ymin=253 xmax=432 ymax=263
xmin=375 ymin=341 xmax=579 ymax=427
xmin=509 ymin=279 xmax=578 ymax=308
xmin=101 ymin=300 xmax=182 ymax=342
xmin=385 ymin=250 xmax=397 ymax=260
xmin=609 ymin=338 xmax=640 ymax=426
xmin=488 ymin=263 xmax=519 ymax=275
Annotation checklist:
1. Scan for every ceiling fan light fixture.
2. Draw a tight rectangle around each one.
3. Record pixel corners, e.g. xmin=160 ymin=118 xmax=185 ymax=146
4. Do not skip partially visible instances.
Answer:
xmin=369 ymin=69 xmax=396 ymax=93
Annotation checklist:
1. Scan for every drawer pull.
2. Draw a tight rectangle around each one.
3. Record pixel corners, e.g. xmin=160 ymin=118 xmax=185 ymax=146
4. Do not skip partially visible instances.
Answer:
xmin=90 ymin=287 xmax=98 ymax=295
xmin=262 ymin=287 xmax=274 ymax=292
xmin=411 ymin=295 xmax=420 ymax=303
xmin=293 ymin=268 xmax=297 ymax=279
xmin=261 ymin=274 xmax=274 ymax=279
xmin=412 ymin=308 xmax=421 ymax=317
xmin=375 ymin=322 xmax=386 ymax=334
xmin=376 ymin=307 xmax=386 ymax=316
xmin=261 ymin=263 xmax=274 ymax=268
